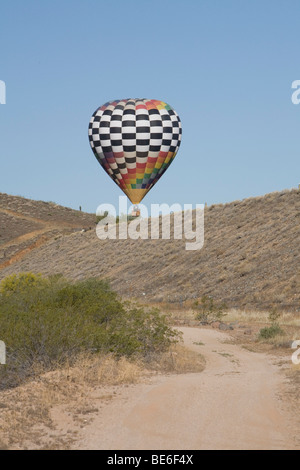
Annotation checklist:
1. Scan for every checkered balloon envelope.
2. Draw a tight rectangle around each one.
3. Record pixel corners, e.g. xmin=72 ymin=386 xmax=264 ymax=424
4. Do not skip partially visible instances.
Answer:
xmin=88 ymin=98 xmax=182 ymax=204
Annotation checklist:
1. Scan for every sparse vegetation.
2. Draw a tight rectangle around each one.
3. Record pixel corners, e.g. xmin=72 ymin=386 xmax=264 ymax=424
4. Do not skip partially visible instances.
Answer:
xmin=193 ymin=295 xmax=227 ymax=323
xmin=0 ymin=273 xmax=179 ymax=389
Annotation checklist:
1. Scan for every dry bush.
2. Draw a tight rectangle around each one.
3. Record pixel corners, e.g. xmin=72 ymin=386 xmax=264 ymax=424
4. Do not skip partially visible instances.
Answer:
xmin=64 ymin=353 xmax=142 ymax=386
xmin=145 ymin=343 xmax=205 ymax=374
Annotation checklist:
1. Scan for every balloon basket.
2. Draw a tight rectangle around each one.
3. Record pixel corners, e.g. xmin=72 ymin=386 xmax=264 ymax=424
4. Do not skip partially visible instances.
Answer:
xmin=130 ymin=205 xmax=140 ymax=218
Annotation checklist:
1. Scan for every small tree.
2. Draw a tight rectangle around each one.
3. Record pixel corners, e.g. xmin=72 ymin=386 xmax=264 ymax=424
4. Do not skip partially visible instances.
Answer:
xmin=193 ymin=295 xmax=227 ymax=323
xmin=268 ymin=308 xmax=280 ymax=324
xmin=259 ymin=308 xmax=284 ymax=340
xmin=95 ymin=210 xmax=109 ymax=224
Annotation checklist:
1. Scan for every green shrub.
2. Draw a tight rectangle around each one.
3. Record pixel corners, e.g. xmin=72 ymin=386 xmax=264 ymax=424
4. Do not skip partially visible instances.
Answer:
xmin=0 ymin=273 xmax=178 ymax=389
xmin=107 ymin=305 xmax=178 ymax=359
xmin=258 ymin=308 xmax=285 ymax=340
xmin=193 ymin=295 xmax=227 ymax=323
xmin=258 ymin=323 xmax=284 ymax=340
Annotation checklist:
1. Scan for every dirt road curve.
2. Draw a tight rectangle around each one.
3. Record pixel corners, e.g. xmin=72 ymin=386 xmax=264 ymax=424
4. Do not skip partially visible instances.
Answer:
xmin=72 ymin=327 xmax=299 ymax=450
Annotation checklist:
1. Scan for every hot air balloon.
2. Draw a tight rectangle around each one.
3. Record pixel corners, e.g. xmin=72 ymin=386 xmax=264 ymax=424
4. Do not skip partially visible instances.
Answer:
xmin=88 ymin=99 xmax=182 ymax=204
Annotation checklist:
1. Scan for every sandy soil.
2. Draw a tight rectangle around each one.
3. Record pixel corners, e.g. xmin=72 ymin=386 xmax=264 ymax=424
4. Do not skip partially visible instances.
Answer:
xmin=58 ymin=327 xmax=299 ymax=450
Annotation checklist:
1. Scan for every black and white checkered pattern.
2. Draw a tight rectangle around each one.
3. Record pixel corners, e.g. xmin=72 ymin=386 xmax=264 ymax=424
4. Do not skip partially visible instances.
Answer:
xmin=88 ymin=98 xmax=182 ymax=187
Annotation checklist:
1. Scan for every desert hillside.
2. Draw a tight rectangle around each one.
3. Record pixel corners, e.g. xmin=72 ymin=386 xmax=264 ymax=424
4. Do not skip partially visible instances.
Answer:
xmin=0 ymin=189 xmax=299 ymax=312
xmin=0 ymin=193 xmax=95 ymax=270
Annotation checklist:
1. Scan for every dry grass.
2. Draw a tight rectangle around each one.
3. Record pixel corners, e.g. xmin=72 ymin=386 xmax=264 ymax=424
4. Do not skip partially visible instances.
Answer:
xmin=144 ymin=343 xmax=206 ymax=375
xmin=65 ymin=353 xmax=143 ymax=387
xmin=224 ymin=308 xmax=300 ymax=327
xmin=225 ymin=309 xmax=300 ymax=350
xmin=1 ymin=188 xmax=299 ymax=313
xmin=0 ymin=353 xmax=142 ymax=449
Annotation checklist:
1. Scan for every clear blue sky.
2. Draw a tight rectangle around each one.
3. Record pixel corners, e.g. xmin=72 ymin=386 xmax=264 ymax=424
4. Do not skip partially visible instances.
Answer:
xmin=1 ymin=0 xmax=299 ymax=213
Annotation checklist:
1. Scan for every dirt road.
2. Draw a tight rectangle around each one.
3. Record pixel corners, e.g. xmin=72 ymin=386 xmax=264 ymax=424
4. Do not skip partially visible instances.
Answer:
xmin=70 ymin=327 xmax=298 ymax=450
